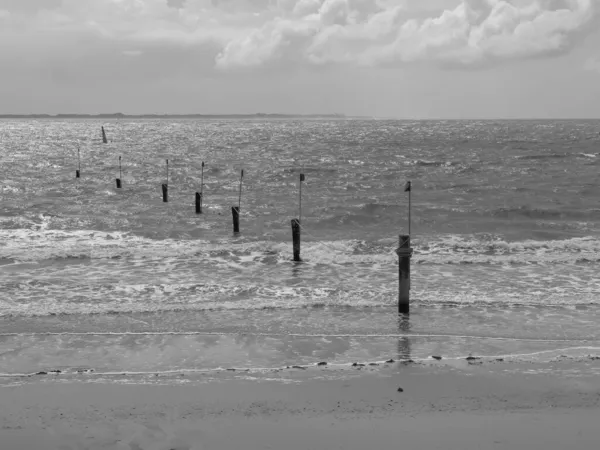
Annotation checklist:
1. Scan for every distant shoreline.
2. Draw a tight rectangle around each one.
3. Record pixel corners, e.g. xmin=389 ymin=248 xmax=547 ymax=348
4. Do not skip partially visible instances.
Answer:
xmin=0 ymin=113 xmax=367 ymax=119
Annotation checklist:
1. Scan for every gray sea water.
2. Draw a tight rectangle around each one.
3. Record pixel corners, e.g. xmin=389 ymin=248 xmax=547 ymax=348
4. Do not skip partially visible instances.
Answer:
xmin=1 ymin=119 xmax=600 ymax=383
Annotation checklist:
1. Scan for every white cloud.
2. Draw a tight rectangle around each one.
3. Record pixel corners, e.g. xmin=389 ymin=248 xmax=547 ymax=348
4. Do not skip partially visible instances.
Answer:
xmin=0 ymin=0 xmax=596 ymax=71
xmin=216 ymin=0 xmax=598 ymax=69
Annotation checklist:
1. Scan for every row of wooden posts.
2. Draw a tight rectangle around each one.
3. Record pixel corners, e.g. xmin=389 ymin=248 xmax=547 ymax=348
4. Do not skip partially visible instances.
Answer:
xmin=78 ymin=127 xmax=414 ymax=313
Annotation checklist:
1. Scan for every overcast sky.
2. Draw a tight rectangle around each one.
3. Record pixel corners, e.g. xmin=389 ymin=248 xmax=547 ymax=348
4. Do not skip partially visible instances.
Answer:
xmin=1 ymin=0 xmax=599 ymax=118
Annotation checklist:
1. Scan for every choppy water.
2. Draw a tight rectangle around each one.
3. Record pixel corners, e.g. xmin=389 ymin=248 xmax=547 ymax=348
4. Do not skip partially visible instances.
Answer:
xmin=1 ymin=119 xmax=600 ymax=383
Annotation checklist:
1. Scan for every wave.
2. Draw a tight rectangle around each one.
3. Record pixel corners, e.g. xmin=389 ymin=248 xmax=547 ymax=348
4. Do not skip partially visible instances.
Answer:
xmin=486 ymin=206 xmax=600 ymax=220
xmin=2 ymin=280 xmax=600 ymax=318
xmin=1 ymin=229 xmax=600 ymax=264
xmin=515 ymin=153 xmax=572 ymax=161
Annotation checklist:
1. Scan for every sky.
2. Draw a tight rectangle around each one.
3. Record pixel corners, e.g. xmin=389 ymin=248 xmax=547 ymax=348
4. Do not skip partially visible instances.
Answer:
xmin=1 ymin=0 xmax=600 ymax=118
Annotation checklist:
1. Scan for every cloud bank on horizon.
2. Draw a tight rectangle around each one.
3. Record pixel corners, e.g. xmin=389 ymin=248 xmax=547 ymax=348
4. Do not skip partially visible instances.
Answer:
xmin=0 ymin=0 xmax=596 ymax=71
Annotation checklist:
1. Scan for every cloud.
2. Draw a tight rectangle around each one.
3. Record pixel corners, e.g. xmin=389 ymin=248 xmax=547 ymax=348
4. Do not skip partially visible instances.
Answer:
xmin=0 ymin=0 xmax=596 ymax=72
xmin=216 ymin=0 xmax=598 ymax=69
xmin=167 ymin=0 xmax=186 ymax=8
xmin=584 ymin=56 xmax=600 ymax=73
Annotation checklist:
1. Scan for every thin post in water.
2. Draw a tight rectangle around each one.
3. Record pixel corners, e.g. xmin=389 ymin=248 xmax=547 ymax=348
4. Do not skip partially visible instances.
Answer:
xmin=196 ymin=161 xmax=204 ymax=214
xmin=101 ymin=126 xmax=108 ymax=144
xmin=115 ymin=156 xmax=122 ymax=188
xmin=76 ymin=146 xmax=80 ymax=178
xmin=162 ymin=159 xmax=168 ymax=202
xmin=231 ymin=169 xmax=243 ymax=233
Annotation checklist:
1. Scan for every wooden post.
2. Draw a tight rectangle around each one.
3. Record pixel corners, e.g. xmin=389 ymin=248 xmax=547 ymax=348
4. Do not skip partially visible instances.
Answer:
xmin=232 ymin=206 xmax=240 ymax=233
xmin=196 ymin=161 xmax=204 ymax=214
xmin=162 ymin=159 xmax=168 ymax=202
xmin=299 ymin=173 xmax=304 ymax=224
xmin=291 ymin=219 xmax=301 ymax=262
xmin=230 ymin=169 xmax=243 ymax=232
xmin=76 ymin=147 xmax=81 ymax=178
xmin=195 ymin=192 xmax=202 ymax=214
xmin=115 ymin=156 xmax=122 ymax=188
xmin=396 ymin=235 xmax=412 ymax=314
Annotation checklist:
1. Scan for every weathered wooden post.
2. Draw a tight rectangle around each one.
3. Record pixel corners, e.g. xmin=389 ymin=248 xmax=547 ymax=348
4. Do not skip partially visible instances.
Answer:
xmin=195 ymin=192 xmax=202 ymax=214
xmin=291 ymin=173 xmax=304 ymax=262
xmin=196 ymin=161 xmax=204 ymax=214
xmin=299 ymin=173 xmax=304 ymax=224
xmin=396 ymin=235 xmax=412 ymax=313
xmin=232 ymin=206 xmax=240 ymax=233
xmin=75 ymin=146 xmax=81 ymax=178
xmin=115 ymin=156 xmax=122 ymax=188
xmin=291 ymin=219 xmax=301 ymax=261
xmin=101 ymin=126 xmax=108 ymax=144
xmin=162 ymin=159 xmax=168 ymax=202
xmin=396 ymin=180 xmax=413 ymax=314
xmin=232 ymin=169 xmax=243 ymax=233
xmin=406 ymin=180 xmax=411 ymax=235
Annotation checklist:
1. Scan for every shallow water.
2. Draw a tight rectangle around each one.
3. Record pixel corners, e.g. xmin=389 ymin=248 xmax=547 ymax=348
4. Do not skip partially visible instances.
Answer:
xmin=1 ymin=118 xmax=600 ymax=383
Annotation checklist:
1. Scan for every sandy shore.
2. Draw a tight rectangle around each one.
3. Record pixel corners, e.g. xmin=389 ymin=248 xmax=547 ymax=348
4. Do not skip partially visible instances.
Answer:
xmin=1 ymin=361 xmax=600 ymax=449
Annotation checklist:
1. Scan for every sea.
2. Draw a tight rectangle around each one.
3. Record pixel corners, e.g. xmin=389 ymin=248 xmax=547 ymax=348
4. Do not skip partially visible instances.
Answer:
xmin=1 ymin=118 xmax=600 ymax=385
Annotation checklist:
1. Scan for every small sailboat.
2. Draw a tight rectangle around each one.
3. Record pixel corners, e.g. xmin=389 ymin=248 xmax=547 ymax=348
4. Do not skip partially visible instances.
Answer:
xmin=101 ymin=126 xmax=108 ymax=144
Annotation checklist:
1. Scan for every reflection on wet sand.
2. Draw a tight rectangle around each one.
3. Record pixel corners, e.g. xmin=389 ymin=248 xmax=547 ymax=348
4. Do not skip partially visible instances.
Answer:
xmin=397 ymin=313 xmax=411 ymax=361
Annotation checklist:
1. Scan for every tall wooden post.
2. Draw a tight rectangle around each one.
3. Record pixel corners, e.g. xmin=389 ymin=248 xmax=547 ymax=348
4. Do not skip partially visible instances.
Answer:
xmin=162 ymin=159 xmax=168 ymax=202
xmin=76 ymin=147 xmax=81 ymax=178
xmin=396 ymin=235 xmax=412 ymax=314
xmin=291 ymin=172 xmax=304 ymax=262
xmin=195 ymin=192 xmax=202 ymax=214
xmin=116 ymin=156 xmax=122 ymax=188
xmin=232 ymin=206 xmax=240 ymax=233
xmin=196 ymin=161 xmax=205 ymax=214
xmin=299 ymin=173 xmax=304 ymax=224
xmin=232 ymin=169 xmax=243 ymax=233
xmin=291 ymin=219 xmax=301 ymax=262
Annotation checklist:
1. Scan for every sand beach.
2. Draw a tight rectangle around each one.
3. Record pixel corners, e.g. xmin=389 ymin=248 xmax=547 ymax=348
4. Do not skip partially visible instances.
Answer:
xmin=2 ymin=359 xmax=600 ymax=449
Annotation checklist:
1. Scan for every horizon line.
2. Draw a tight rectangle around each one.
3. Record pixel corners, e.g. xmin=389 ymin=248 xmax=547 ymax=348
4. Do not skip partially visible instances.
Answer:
xmin=1 ymin=113 xmax=600 ymax=121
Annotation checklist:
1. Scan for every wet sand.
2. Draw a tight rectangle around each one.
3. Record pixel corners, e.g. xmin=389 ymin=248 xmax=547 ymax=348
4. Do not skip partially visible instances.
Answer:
xmin=1 ymin=361 xmax=600 ymax=449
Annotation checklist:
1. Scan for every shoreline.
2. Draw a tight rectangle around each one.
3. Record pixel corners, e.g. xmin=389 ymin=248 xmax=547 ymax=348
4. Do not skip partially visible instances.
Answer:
xmin=2 ymin=362 xmax=600 ymax=449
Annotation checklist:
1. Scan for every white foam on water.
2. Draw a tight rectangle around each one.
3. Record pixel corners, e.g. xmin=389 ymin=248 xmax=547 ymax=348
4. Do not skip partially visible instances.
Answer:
xmin=3 ymin=229 xmax=600 ymax=266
